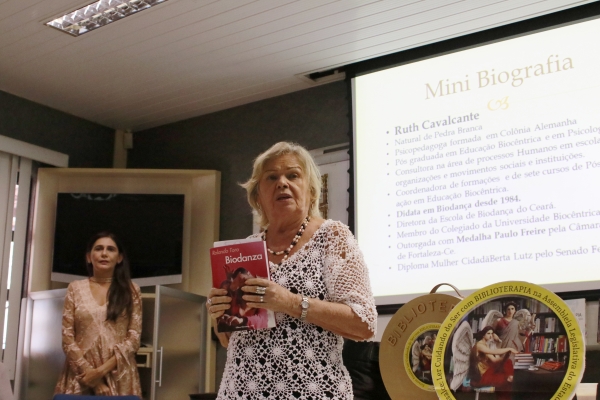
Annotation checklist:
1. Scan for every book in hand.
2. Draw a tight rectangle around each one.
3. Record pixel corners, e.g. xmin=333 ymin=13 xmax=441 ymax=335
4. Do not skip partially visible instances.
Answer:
xmin=210 ymin=238 xmax=276 ymax=333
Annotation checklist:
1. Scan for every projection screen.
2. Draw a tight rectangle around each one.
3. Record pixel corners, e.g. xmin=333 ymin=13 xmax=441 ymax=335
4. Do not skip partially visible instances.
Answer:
xmin=353 ymin=14 xmax=600 ymax=305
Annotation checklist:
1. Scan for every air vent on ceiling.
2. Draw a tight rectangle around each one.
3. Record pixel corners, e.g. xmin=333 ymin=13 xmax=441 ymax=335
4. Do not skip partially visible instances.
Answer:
xmin=296 ymin=67 xmax=346 ymax=85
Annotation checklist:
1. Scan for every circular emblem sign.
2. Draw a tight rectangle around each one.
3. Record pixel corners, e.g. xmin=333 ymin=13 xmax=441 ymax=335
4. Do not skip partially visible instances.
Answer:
xmin=380 ymin=292 xmax=460 ymax=400
xmin=431 ymin=281 xmax=584 ymax=400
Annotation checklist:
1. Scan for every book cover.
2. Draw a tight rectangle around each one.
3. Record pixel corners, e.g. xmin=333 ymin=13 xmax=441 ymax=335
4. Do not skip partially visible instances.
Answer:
xmin=557 ymin=335 xmax=567 ymax=353
xmin=543 ymin=317 xmax=557 ymax=333
xmin=210 ymin=238 xmax=276 ymax=333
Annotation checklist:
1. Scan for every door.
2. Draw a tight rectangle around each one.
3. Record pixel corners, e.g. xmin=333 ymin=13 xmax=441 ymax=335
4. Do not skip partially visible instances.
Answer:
xmin=16 ymin=289 xmax=67 ymax=400
xmin=152 ymin=286 xmax=207 ymax=400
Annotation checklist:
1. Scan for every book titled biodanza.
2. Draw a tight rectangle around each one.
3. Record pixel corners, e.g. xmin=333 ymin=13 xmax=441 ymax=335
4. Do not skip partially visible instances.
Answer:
xmin=210 ymin=238 xmax=275 ymax=333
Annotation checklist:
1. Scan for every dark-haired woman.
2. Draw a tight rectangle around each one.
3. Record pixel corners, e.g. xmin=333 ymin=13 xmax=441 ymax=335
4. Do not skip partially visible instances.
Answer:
xmin=470 ymin=326 xmax=517 ymax=400
xmin=54 ymin=232 xmax=142 ymax=397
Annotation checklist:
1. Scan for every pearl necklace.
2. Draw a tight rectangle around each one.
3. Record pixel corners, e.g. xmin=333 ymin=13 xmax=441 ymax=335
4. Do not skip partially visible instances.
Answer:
xmin=263 ymin=216 xmax=310 ymax=265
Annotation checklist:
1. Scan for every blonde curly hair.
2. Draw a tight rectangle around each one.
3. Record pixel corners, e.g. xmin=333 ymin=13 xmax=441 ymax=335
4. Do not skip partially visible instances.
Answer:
xmin=240 ymin=142 xmax=322 ymax=229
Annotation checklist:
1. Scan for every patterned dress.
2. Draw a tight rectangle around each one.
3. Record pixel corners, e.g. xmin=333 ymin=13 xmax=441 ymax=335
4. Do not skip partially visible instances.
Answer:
xmin=217 ymin=220 xmax=377 ymax=400
xmin=54 ymin=279 xmax=142 ymax=396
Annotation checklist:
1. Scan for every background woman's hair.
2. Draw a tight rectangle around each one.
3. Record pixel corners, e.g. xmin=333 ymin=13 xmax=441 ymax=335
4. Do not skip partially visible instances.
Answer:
xmin=85 ymin=231 xmax=134 ymax=321
xmin=240 ymin=141 xmax=322 ymax=228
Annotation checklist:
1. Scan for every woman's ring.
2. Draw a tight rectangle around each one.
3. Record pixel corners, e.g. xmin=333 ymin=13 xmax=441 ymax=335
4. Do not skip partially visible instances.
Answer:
xmin=256 ymin=286 xmax=266 ymax=295
xmin=260 ymin=296 xmax=264 ymax=303
xmin=207 ymin=298 xmax=212 ymax=305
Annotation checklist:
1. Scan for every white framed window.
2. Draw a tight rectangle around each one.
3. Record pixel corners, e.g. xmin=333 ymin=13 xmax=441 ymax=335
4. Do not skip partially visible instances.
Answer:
xmin=0 ymin=135 xmax=68 ymax=380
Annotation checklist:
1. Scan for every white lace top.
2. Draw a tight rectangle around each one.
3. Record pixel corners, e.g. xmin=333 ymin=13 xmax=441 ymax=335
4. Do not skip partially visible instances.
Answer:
xmin=217 ymin=220 xmax=377 ymax=400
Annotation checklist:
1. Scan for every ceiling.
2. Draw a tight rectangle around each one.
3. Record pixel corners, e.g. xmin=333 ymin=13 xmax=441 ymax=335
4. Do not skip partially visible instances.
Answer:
xmin=0 ymin=0 xmax=595 ymax=132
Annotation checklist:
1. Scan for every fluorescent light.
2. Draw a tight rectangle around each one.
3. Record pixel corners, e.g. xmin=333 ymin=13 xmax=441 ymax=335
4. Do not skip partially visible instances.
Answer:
xmin=45 ymin=0 xmax=168 ymax=37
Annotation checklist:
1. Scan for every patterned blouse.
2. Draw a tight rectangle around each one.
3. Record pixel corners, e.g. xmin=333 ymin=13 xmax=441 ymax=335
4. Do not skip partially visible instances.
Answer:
xmin=54 ymin=279 xmax=142 ymax=396
xmin=217 ymin=220 xmax=377 ymax=400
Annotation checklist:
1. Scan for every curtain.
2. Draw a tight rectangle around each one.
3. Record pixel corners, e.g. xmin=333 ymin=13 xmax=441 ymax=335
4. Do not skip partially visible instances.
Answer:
xmin=0 ymin=151 xmax=33 ymax=380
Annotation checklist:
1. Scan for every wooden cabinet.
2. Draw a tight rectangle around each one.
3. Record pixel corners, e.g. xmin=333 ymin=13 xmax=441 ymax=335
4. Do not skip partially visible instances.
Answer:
xmin=18 ymin=168 xmax=222 ymax=393
xmin=27 ymin=168 xmax=220 ymax=296
xmin=143 ymin=286 xmax=208 ymax=400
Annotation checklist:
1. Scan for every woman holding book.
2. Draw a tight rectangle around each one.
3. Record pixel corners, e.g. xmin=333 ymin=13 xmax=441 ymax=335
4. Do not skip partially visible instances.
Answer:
xmin=54 ymin=232 xmax=142 ymax=397
xmin=207 ymin=142 xmax=377 ymax=400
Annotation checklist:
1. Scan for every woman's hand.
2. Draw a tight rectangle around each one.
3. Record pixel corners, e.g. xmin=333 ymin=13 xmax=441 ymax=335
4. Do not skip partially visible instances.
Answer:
xmin=77 ymin=367 xmax=104 ymax=388
xmin=207 ymin=288 xmax=232 ymax=320
xmin=242 ymin=277 xmax=372 ymax=341
xmin=498 ymin=347 xmax=518 ymax=356
xmin=242 ymin=277 xmax=297 ymax=315
xmin=93 ymin=382 xmax=110 ymax=396
xmin=207 ymin=287 xmax=233 ymax=348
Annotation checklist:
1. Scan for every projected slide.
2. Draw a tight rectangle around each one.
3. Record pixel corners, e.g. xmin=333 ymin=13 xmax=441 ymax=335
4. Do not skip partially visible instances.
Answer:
xmin=354 ymin=17 xmax=600 ymax=304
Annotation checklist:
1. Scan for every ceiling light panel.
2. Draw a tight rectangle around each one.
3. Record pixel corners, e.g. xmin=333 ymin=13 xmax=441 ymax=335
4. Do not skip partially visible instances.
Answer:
xmin=45 ymin=0 xmax=168 ymax=37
